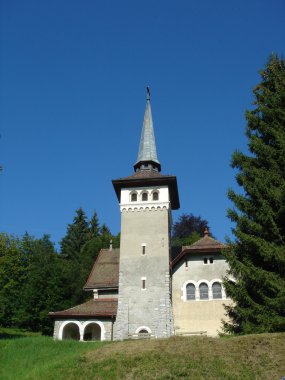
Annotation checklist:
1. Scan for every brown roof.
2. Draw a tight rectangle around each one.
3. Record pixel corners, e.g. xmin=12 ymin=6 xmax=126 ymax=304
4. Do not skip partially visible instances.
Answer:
xmin=49 ymin=298 xmax=118 ymax=318
xmin=83 ymin=248 xmax=120 ymax=290
xmin=123 ymin=169 xmax=169 ymax=179
xmin=183 ymin=235 xmax=225 ymax=251
xmin=112 ymin=170 xmax=180 ymax=209
xmin=171 ymin=235 xmax=226 ymax=268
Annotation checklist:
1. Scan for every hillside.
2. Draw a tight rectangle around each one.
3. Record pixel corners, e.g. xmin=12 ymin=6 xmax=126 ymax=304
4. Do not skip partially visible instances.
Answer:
xmin=0 ymin=331 xmax=285 ymax=379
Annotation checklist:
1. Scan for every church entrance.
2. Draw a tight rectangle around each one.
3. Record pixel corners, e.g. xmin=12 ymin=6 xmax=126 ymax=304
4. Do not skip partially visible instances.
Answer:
xmin=83 ymin=323 xmax=101 ymax=341
xmin=62 ymin=322 xmax=80 ymax=340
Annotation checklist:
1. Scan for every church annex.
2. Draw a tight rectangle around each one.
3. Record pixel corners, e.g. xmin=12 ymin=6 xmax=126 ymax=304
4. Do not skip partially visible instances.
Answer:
xmin=49 ymin=88 xmax=231 ymax=341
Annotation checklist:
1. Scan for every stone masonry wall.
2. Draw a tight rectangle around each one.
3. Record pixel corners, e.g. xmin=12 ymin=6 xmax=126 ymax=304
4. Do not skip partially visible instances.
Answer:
xmin=114 ymin=208 xmax=174 ymax=340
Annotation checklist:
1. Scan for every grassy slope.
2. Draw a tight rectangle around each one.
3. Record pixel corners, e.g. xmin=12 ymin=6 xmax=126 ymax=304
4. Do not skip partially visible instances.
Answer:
xmin=0 ymin=331 xmax=285 ymax=380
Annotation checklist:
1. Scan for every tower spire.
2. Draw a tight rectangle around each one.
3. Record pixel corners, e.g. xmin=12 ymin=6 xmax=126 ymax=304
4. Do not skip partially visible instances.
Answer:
xmin=134 ymin=86 xmax=161 ymax=172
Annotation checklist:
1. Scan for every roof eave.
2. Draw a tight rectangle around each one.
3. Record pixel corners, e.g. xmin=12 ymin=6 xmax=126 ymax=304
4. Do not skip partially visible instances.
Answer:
xmin=171 ymin=246 xmax=226 ymax=268
xmin=83 ymin=285 xmax=119 ymax=291
xmin=49 ymin=312 xmax=116 ymax=318
xmin=112 ymin=175 xmax=180 ymax=210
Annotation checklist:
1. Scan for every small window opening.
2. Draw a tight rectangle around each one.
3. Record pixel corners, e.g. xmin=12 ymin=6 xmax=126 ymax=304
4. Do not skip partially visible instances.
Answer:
xmin=142 ymin=192 xmax=148 ymax=201
xmin=185 ymin=257 xmax=188 ymax=267
xmin=142 ymin=279 xmax=146 ymax=289
xmin=210 ymin=257 xmax=214 ymax=264
xmin=142 ymin=246 xmax=146 ymax=255
xmin=131 ymin=193 xmax=137 ymax=202
xmin=152 ymin=192 xmax=159 ymax=201
xmin=203 ymin=258 xmax=208 ymax=264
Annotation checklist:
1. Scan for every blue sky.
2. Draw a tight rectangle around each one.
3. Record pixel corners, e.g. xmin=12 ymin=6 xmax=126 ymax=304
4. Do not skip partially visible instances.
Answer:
xmin=1 ymin=0 xmax=284 ymax=248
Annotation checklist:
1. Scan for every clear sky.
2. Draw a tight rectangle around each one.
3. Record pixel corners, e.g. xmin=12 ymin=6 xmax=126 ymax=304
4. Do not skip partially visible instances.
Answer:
xmin=1 ymin=0 xmax=284 ymax=248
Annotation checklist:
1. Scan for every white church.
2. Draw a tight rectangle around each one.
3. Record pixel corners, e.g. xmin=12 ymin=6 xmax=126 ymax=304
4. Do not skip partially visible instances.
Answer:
xmin=49 ymin=88 xmax=231 ymax=341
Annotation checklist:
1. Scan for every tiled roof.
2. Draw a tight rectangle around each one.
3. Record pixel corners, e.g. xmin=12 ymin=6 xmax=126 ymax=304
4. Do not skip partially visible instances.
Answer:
xmin=183 ymin=235 xmax=225 ymax=251
xmin=49 ymin=298 xmax=118 ymax=318
xmin=83 ymin=248 xmax=120 ymax=290
xmin=171 ymin=235 xmax=226 ymax=268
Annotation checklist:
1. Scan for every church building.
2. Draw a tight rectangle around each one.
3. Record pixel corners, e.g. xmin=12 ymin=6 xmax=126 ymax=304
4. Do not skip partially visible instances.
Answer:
xmin=49 ymin=88 xmax=231 ymax=341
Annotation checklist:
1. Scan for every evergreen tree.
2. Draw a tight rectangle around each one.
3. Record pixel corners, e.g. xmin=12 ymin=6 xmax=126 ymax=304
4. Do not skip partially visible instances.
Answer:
xmin=89 ymin=211 xmax=100 ymax=238
xmin=19 ymin=235 xmax=65 ymax=334
xmin=100 ymin=223 xmax=112 ymax=248
xmin=223 ymin=55 xmax=285 ymax=334
xmin=60 ymin=207 xmax=89 ymax=260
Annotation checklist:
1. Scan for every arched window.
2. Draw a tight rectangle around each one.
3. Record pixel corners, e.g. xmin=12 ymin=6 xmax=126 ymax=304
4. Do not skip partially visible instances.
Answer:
xmin=142 ymin=192 xmax=148 ymax=201
xmin=138 ymin=329 xmax=148 ymax=334
xmin=186 ymin=283 xmax=196 ymax=300
xmin=212 ymin=282 xmax=222 ymax=299
xmin=199 ymin=283 xmax=209 ymax=300
xmin=131 ymin=193 xmax=137 ymax=202
xmin=152 ymin=191 xmax=159 ymax=201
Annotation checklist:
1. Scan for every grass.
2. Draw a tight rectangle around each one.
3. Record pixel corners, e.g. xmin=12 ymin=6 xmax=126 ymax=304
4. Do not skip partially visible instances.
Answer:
xmin=0 ymin=330 xmax=285 ymax=380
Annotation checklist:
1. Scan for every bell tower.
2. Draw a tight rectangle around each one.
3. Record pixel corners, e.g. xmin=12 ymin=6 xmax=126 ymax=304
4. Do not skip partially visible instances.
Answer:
xmin=112 ymin=88 xmax=179 ymax=339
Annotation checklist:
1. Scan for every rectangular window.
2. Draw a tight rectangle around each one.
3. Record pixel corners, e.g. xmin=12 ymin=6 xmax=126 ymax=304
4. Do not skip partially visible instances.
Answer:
xmin=203 ymin=257 xmax=214 ymax=264
xmin=142 ymin=279 xmax=146 ymax=289
xmin=142 ymin=246 xmax=146 ymax=255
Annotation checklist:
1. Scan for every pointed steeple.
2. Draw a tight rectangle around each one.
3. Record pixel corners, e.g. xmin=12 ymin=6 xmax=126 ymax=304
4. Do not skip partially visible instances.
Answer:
xmin=134 ymin=86 xmax=161 ymax=172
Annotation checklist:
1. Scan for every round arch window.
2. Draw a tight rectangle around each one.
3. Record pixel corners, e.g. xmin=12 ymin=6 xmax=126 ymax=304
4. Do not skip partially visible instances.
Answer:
xmin=212 ymin=282 xmax=222 ymax=299
xmin=152 ymin=191 xmax=159 ymax=201
xmin=142 ymin=192 xmax=148 ymax=201
xmin=199 ymin=283 xmax=209 ymax=300
xmin=186 ymin=283 xmax=196 ymax=300
xmin=131 ymin=192 xmax=137 ymax=202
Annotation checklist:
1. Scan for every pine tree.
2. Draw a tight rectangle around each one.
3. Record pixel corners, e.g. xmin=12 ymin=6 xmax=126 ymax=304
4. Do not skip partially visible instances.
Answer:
xmin=223 ymin=55 xmax=285 ymax=334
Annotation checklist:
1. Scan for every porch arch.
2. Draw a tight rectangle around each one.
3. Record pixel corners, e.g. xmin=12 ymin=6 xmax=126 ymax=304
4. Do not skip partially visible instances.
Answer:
xmin=61 ymin=321 xmax=81 ymax=340
xmin=83 ymin=323 xmax=101 ymax=341
xmin=82 ymin=320 xmax=106 ymax=341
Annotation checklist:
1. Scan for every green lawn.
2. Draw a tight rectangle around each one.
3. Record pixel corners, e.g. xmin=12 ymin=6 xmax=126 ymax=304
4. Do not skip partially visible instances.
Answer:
xmin=1 ymin=329 xmax=285 ymax=380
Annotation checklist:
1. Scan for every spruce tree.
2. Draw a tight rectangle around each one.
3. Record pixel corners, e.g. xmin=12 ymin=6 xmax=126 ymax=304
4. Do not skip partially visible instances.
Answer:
xmin=60 ymin=207 xmax=89 ymax=260
xmin=89 ymin=210 xmax=100 ymax=238
xmin=224 ymin=55 xmax=285 ymax=334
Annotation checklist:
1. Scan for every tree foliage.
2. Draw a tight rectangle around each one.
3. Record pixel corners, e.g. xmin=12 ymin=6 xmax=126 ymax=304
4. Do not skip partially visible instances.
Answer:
xmin=0 ymin=208 xmax=119 ymax=334
xmin=172 ymin=213 xmax=210 ymax=247
xmin=223 ymin=55 xmax=285 ymax=334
